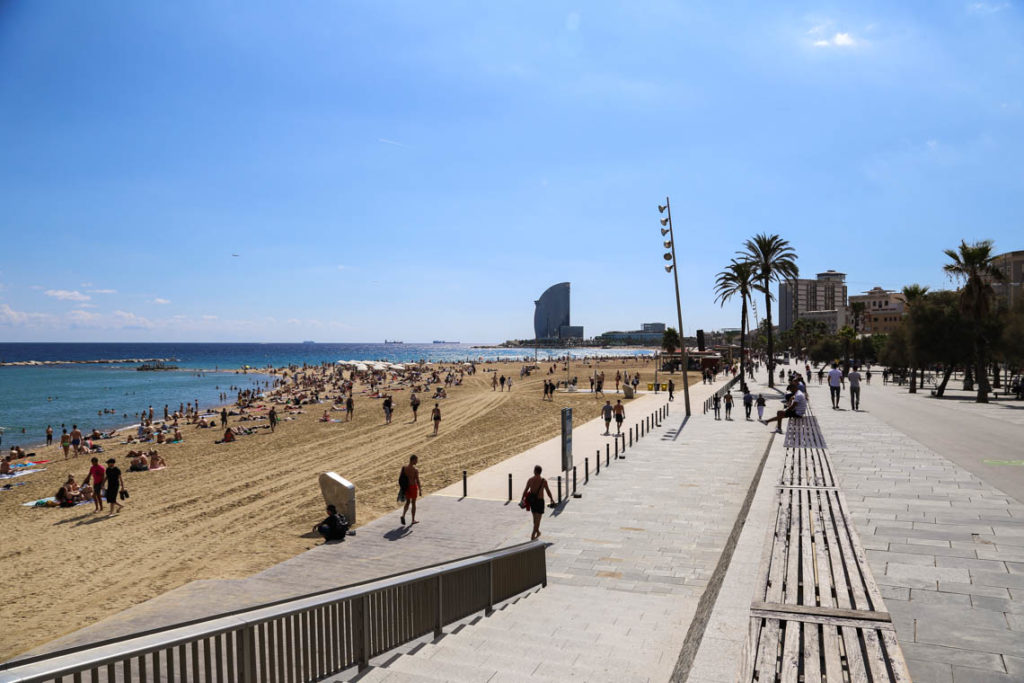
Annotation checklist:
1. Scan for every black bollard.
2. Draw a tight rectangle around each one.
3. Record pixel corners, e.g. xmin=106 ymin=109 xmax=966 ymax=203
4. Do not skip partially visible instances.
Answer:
xmin=573 ymin=466 xmax=579 ymax=496
xmin=596 ymin=449 xmax=600 ymax=474
xmin=606 ymin=443 xmax=610 ymax=463
xmin=629 ymin=427 xmax=633 ymax=447
xmin=614 ymin=438 xmax=618 ymax=459
xmin=508 ymin=473 xmax=513 ymax=502
xmin=462 ymin=470 xmax=467 ymax=497
xmin=620 ymin=434 xmax=626 ymax=459
xmin=557 ymin=475 xmax=562 ymax=504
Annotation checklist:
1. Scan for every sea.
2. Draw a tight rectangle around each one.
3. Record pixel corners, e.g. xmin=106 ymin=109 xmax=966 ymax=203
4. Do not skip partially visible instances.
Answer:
xmin=0 ymin=343 xmax=652 ymax=449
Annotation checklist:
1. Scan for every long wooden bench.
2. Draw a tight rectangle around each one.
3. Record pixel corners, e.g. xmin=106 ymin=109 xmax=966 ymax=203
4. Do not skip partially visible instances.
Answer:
xmin=742 ymin=410 xmax=912 ymax=682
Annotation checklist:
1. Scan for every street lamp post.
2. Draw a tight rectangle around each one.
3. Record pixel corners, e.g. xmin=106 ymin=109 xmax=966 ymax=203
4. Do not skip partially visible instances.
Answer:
xmin=659 ymin=197 xmax=692 ymax=417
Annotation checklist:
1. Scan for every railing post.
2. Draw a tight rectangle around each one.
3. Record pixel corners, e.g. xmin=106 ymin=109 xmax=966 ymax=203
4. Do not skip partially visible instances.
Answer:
xmin=462 ymin=470 xmax=467 ymax=498
xmin=572 ymin=465 xmax=578 ymax=496
xmin=486 ymin=561 xmax=495 ymax=615
xmin=508 ymin=473 xmax=513 ymax=502
xmin=435 ymin=576 xmax=444 ymax=637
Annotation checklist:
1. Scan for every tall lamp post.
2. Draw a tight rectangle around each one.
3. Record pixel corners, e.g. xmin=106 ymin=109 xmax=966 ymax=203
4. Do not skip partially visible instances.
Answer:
xmin=659 ymin=197 xmax=692 ymax=417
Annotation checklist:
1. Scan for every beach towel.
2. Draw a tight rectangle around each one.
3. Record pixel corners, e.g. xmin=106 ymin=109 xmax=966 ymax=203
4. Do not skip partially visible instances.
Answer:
xmin=12 ymin=460 xmax=49 ymax=468
xmin=22 ymin=496 xmax=89 ymax=507
xmin=0 ymin=468 xmax=45 ymax=480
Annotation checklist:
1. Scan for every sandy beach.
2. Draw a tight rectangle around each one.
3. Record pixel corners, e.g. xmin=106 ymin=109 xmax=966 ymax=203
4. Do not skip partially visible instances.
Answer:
xmin=0 ymin=355 xmax=690 ymax=661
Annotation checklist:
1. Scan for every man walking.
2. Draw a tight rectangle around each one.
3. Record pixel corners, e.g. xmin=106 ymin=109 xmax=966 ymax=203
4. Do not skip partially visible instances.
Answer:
xmin=521 ymin=465 xmax=555 ymax=540
xmin=268 ymin=406 xmax=278 ymax=432
xmin=668 ymin=379 xmax=675 ymax=401
xmin=828 ymin=363 xmax=843 ymax=410
xmin=400 ymin=455 xmax=420 ymax=526
xmin=613 ymin=400 xmax=625 ymax=434
xmin=602 ymin=401 xmax=613 ymax=435
xmin=848 ymin=366 xmax=862 ymax=411
xmin=431 ymin=403 xmax=442 ymax=436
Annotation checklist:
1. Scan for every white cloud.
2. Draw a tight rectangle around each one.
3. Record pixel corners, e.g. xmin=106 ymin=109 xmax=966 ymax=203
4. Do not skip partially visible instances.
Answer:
xmin=113 ymin=310 xmax=154 ymax=329
xmin=44 ymin=289 xmax=91 ymax=302
xmin=337 ymin=265 xmax=349 ymax=271
xmin=202 ymin=314 xmax=218 ymax=320
xmin=0 ymin=303 xmax=53 ymax=326
xmin=88 ymin=289 xmax=117 ymax=295
xmin=67 ymin=309 xmax=99 ymax=323
xmin=967 ymin=2 xmax=1010 ymax=14
xmin=152 ymin=298 xmax=171 ymax=305
xmin=814 ymin=32 xmax=858 ymax=48
xmin=80 ymin=282 xmax=93 ymax=288
xmin=77 ymin=303 xmax=98 ymax=309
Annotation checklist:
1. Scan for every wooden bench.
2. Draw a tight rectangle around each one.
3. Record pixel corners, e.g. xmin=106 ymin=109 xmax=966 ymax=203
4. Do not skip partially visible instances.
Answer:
xmin=741 ymin=411 xmax=912 ymax=682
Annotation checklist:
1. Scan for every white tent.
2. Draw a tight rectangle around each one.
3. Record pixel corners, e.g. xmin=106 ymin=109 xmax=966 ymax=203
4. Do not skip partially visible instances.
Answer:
xmin=354 ymin=363 xmax=368 ymax=372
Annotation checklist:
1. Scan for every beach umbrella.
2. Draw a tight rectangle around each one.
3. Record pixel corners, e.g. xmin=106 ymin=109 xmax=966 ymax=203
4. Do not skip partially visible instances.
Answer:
xmin=391 ymin=364 xmax=405 ymax=370
xmin=355 ymin=363 xmax=368 ymax=372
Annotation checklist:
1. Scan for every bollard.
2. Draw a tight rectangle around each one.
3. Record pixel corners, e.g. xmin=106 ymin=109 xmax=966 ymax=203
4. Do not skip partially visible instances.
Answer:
xmin=619 ymin=435 xmax=626 ymax=459
xmin=573 ymin=466 xmax=578 ymax=495
xmin=629 ymin=427 xmax=633 ymax=447
xmin=508 ymin=473 xmax=513 ymax=502
xmin=614 ymin=438 xmax=618 ymax=459
xmin=606 ymin=443 xmax=610 ymax=463
xmin=585 ymin=458 xmax=589 ymax=483
xmin=557 ymin=476 xmax=562 ymax=504
xmin=596 ymin=449 xmax=600 ymax=474
xmin=462 ymin=470 xmax=467 ymax=497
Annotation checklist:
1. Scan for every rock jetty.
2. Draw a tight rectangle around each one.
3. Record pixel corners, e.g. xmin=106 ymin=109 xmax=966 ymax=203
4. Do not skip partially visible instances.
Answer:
xmin=0 ymin=357 xmax=176 ymax=367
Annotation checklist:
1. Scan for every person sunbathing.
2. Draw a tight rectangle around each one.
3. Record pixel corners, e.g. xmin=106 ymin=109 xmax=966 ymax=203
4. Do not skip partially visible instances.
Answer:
xmin=64 ymin=474 xmax=82 ymax=499
xmin=156 ymin=432 xmax=166 ymax=444
xmin=89 ymin=429 xmax=102 ymax=440
xmin=221 ymin=428 xmax=236 ymax=443
xmin=0 ymin=456 xmax=12 ymax=475
xmin=149 ymin=452 xmax=166 ymax=469
xmin=173 ymin=428 xmax=183 ymax=442
xmin=320 ymin=410 xmax=331 ymax=422
xmin=129 ymin=453 xmax=149 ymax=472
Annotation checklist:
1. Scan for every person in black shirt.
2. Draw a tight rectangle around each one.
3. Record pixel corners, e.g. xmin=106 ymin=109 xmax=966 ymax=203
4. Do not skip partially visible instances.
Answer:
xmin=315 ymin=504 xmax=349 ymax=542
xmin=102 ymin=458 xmax=125 ymax=514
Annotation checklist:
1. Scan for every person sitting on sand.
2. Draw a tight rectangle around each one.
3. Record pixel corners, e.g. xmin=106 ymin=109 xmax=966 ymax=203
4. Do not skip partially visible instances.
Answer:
xmin=79 ymin=481 xmax=94 ymax=502
xmin=173 ymin=427 xmax=183 ymax=442
xmin=320 ymin=410 xmax=331 ymax=422
xmin=129 ymin=452 xmax=149 ymax=472
xmin=64 ymin=474 xmax=82 ymax=500
xmin=156 ymin=432 xmax=165 ymax=444
xmin=197 ymin=417 xmax=209 ymax=428
xmin=149 ymin=452 xmax=166 ymax=469
xmin=55 ymin=485 xmax=76 ymax=508
xmin=1 ymin=456 xmax=13 ymax=475
xmin=221 ymin=428 xmax=235 ymax=443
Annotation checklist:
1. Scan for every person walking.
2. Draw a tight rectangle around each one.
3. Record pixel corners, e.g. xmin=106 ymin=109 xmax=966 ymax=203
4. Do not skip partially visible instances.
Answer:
xmin=60 ymin=428 xmax=71 ymax=459
xmin=101 ymin=458 xmax=125 ymax=515
xmin=410 ymin=392 xmax=420 ymax=422
xmin=383 ymin=395 xmax=393 ymax=424
xmin=45 ymin=425 xmax=53 ymax=447
xmin=84 ymin=457 xmax=105 ymax=512
xmin=521 ymin=465 xmax=555 ymax=540
xmin=828 ymin=363 xmax=843 ymax=410
xmin=848 ymin=366 xmax=862 ymax=411
xmin=613 ymin=400 xmax=625 ymax=434
xmin=221 ymin=408 xmax=228 ymax=428
xmin=668 ymin=379 xmax=675 ymax=401
xmin=268 ymin=406 xmax=278 ymax=432
xmin=724 ymin=392 xmax=734 ymax=420
xmin=345 ymin=395 xmax=354 ymax=422
xmin=70 ymin=424 xmax=83 ymax=456
xmin=756 ymin=394 xmax=766 ymax=421
xmin=399 ymin=455 xmax=420 ymax=526
xmin=712 ymin=393 xmax=721 ymax=420
xmin=430 ymin=403 xmax=441 ymax=436
xmin=743 ymin=389 xmax=753 ymax=420
xmin=602 ymin=401 xmax=613 ymax=435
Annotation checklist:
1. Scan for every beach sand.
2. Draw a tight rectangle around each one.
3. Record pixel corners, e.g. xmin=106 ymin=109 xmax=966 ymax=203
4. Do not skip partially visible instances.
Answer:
xmin=0 ymin=356 xmax=693 ymax=661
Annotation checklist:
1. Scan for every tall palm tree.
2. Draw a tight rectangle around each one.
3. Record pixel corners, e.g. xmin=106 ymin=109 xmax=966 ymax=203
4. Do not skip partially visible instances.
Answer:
xmin=742 ymin=234 xmax=799 ymax=388
xmin=714 ymin=259 xmax=760 ymax=384
xmin=943 ymin=240 xmax=1005 ymax=403
xmin=901 ymin=284 xmax=930 ymax=393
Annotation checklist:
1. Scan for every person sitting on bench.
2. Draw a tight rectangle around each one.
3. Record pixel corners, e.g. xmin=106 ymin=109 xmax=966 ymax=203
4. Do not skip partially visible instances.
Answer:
xmin=761 ymin=384 xmax=807 ymax=434
xmin=314 ymin=504 xmax=349 ymax=542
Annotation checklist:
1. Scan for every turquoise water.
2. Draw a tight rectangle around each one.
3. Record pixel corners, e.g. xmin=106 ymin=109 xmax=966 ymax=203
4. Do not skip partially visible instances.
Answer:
xmin=0 ymin=343 xmax=652 ymax=449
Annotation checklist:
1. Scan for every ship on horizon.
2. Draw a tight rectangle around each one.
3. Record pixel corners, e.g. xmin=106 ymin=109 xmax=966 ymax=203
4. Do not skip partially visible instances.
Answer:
xmin=384 ymin=340 xmax=404 ymax=344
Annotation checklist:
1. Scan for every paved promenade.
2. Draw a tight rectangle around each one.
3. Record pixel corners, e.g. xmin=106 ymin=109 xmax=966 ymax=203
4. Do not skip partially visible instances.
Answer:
xmin=807 ymin=380 xmax=1024 ymax=683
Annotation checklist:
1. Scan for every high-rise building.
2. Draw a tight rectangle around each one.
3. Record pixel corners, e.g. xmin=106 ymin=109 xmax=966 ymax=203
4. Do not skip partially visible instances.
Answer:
xmin=778 ymin=270 xmax=848 ymax=333
xmin=848 ymin=287 xmax=906 ymax=335
xmin=533 ymin=282 xmax=582 ymax=340
xmin=990 ymin=250 xmax=1024 ymax=310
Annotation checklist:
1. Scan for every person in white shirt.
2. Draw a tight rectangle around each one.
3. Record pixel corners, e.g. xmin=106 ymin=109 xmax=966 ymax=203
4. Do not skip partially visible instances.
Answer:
xmin=827 ymin=363 xmax=844 ymax=410
xmin=761 ymin=386 xmax=807 ymax=434
xmin=848 ymin=367 xmax=862 ymax=411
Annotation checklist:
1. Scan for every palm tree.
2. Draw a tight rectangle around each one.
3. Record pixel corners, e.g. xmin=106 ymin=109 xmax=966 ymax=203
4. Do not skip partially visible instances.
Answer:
xmin=943 ymin=240 xmax=1005 ymax=403
xmin=901 ymin=284 xmax=930 ymax=393
xmin=714 ymin=259 xmax=760 ymax=384
xmin=742 ymin=234 xmax=799 ymax=388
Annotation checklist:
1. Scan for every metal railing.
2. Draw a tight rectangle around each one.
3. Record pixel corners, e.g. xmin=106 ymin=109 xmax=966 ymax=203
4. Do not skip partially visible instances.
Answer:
xmin=0 ymin=541 xmax=549 ymax=683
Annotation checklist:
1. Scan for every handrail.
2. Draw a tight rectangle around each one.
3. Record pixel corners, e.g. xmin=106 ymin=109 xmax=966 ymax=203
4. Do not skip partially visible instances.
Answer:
xmin=0 ymin=540 xmax=549 ymax=683
xmin=702 ymin=374 xmax=742 ymax=413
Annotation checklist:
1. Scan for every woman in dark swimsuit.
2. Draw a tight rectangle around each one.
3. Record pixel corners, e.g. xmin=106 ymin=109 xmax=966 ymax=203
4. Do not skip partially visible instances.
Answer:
xmin=102 ymin=458 xmax=124 ymax=514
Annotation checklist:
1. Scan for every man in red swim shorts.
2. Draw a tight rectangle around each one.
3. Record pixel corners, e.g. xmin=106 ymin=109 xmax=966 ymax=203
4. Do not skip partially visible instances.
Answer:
xmin=400 ymin=454 xmax=421 ymax=526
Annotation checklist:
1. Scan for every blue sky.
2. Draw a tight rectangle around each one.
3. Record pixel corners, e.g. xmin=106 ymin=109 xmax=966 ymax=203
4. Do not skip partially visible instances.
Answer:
xmin=0 ymin=1 xmax=1021 ymax=342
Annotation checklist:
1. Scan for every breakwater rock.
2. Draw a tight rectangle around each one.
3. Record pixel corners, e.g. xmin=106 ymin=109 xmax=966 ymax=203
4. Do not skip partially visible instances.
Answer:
xmin=0 ymin=357 xmax=177 ymax=367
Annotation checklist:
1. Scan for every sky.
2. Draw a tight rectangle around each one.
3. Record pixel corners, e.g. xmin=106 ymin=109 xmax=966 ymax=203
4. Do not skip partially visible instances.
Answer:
xmin=0 ymin=1 xmax=1021 ymax=343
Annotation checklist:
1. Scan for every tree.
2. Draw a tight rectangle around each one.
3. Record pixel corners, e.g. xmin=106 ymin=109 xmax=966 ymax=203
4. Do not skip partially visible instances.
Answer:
xmin=906 ymin=290 xmax=971 ymax=397
xmin=850 ymin=301 xmax=866 ymax=337
xmin=714 ymin=259 xmax=760 ymax=384
xmin=901 ymin=284 xmax=930 ymax=393
xmin=742 ymin=234 xmax=799 ymax=388
xmin=838 ymin=326 xmax=857 ymax=365
xmin=943 ymin=240 xmax=1005 ymax=403
xmin=661 ymin=327 xmax=680 ymax=356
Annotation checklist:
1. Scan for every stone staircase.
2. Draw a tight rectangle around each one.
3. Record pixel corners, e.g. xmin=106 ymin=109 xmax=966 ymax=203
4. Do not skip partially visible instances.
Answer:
xmin=330 ymin=582 xmax=682 ymax=682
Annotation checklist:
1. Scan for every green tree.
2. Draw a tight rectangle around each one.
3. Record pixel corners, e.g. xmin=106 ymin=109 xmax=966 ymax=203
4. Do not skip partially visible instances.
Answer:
xmin=943 ymin=240 xmax=1005 ymax=403
xmin=906 ymin=290 xmax=971 ymax=397
xmin=902 ymin=284 xmax=930 ymax=393
xmin=742 ymin=234 xmax=799 ymax=388
xmin=850 ymin=301 xmax=866 ymax=336
xmin=838 ymin=326 xmax=857 ymax=365
xmin=661 ymin=327 xmax=680 ymax=356
xmin=714 ymin=259 xmax=760 ymax=383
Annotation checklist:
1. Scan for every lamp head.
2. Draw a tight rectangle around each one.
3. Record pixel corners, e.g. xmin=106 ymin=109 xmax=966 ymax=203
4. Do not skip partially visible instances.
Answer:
xmin=663 ymin=252 xmax=673 ymax=261
xmin=665 ymin=264 xmax=674 ymax=273
xmin=661 ymin=227 xmax=670 ymax=236
xmin=660 ymin=217 xmax=669 ymax=226
xmin=658 ymin=204 xmax=667 ymax=214
xmin=663 ymin=240 xmax=672 ymax=249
